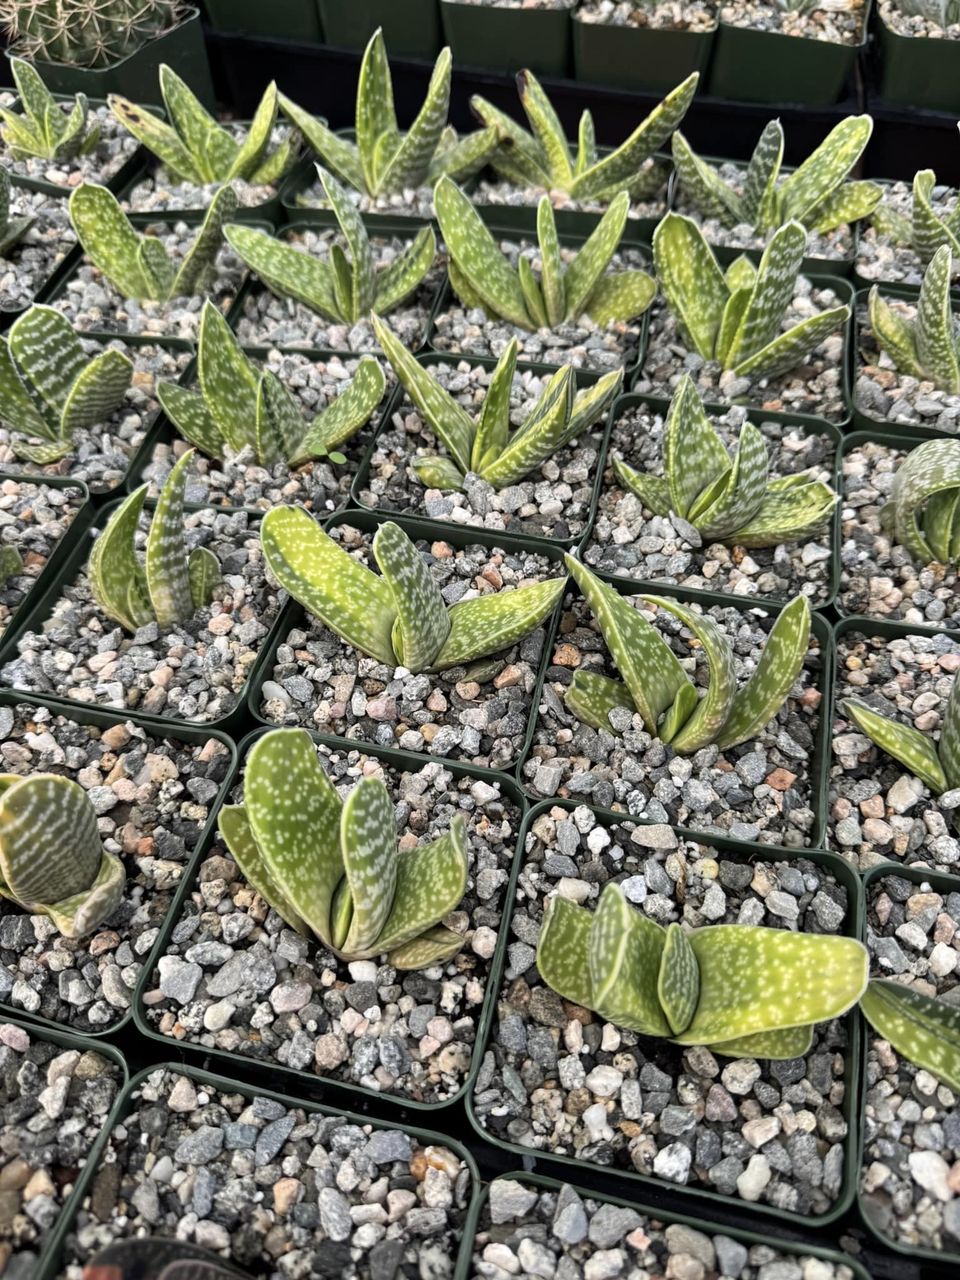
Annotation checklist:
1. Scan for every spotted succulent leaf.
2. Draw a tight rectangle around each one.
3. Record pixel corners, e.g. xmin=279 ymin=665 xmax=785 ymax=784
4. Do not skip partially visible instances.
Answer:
xmin=371 ymin=224 xmax=437 ymax=315
xmin=642 ymin=596 xmax=738 ymax=753
xmin=289 ymin=357 xmax=385 ymax=467
xmin=725 ymin=220 xmax=807 ymax=369
xmin=806 ymin=179 xmax=882 ymax=235
xmin=915 ymin=245 xmax=960 ymax=393
xmin=0 ymin=165 xmax=34 ymax=256
xmin=217 ymin=804 xmax=309 ymax=935
xmin=663 ymin=374 xmax=731 ymax=518
xmin=472 ymin=338 xmax=517 ymax=474
xmin=670 ymin=130 xmax=743 ymax=226
xmin=652 ymin=213 xmax=729 ymax=360
xmin=912 ymin=170 xmax=960 ymax=262
xmin=373 ymin=519 xmax=451 ymax=672
xmin=564 ymin=669 xmax=637 ymax=733
xmin=376 ymin=817 xmax=468 ymax=955
xmin=778 ymin=115 xmax=874 ymax=223
xmin=888 ymin=437 xmax=960 ymax=565
xmin=841 ymin=696 xmax=948 ymax=794
xmin=536 ymin=894 xmax=595 ymax=1010
xmin=562 ymin=192 xmax=630 ymax=320
xmin=224 ymin=225 xmax=339 ymax=321
xmin=144 ymin=449 xmax=208 ymax=627
xmin=589 ymin=882 xmax=672 ymax=1035
xmin=862 ymin=979 xmax=960 ymax=1093
xmin=196 ymin=300 xmax=260 ymax=454
xmin=516 ymin=70 xmax=573 ymax=189
xmin=729 ymin=477 xmax=838 ymax=548
xmin=434 ymin=176 xmax=531 ymax=329
xmin=88 ymin=487 xmax=152 ymax=632
xmin=4 ymin=59 xmax=99 ymax=163
xmin=338 ymin=777 xmax=398 ymax=954
xmin=733 ymin=305 xmax=849 ymax=381
xmin=740 ymin=120 xmax=784 ymax=228
xmin=69 ymin=182 xmax=155 ymax=298
xmin=658 ymin=922 xmax=700 ymax=1036
xmin=434 ymin=574 xmax=565 ymax=671
xmin=172 ymin=184 xmax=238 ymax=298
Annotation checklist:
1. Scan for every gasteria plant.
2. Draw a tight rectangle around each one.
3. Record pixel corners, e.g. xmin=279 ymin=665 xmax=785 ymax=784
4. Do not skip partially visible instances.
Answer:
xmin=89 ymin=448 xmax=220 ymax=632
xmin=537 ymin=882 xmax=868 ymax=1058
xmin=434 ymin=178 xmax=656 ymax=332
xmin=109 ymin=68 xmax=298 ymax=188
xmin=372 ymin=313 xmax=622 ymax=491
xmin=218 ymin=729 xmax=469 ymax=969
xmin=878 ymin=438 xmax=960 ymax=570
xmin=613 ymin=376 xmax=839 ymax=549
xmin=894 ymin=0 xmax=960 ymax=26
xmin=672 ymin=116 xmax=881 ymax=236
xmin=471 ymin=70 xmax=697 ymax=203
xmin=652 ymin=213 xmax=851 ymax=380
xmin=157 ymin=301 xmax=386 ymax=469
xmin=0 ymin=0 xmax=183 ymax=69
xmin=0 ymin=166 xmax=35 ymax=258
xmin=0 ymin=771 xmax=125 ymax=937
xmin=69 ymin=180 xmax=237 ymax=302
xmin=563 ymin=556 xmax=812 ymax=754
xmin=261 ymin=509 xmax=566 ymax=673
xmin=0 ymin=57 xmax=100 ymax=161
xmin=279 ymin=29 xmax=500 ymax=199
xmin=0 ymin=304 xmax=132 ymax=463
xmin=871 ymin=167 xmax=960 ymax=266
xmin=861 ymin=979 xmax=960 ymax=1093
xmin=225 ymin=168 xmax=436 ymax=326
xmin=868 ymin=245 xmax=960 ymax=393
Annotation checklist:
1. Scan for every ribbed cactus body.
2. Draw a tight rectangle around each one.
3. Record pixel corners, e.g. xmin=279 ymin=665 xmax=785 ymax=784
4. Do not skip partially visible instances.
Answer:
xmin=1 ymin=0 xmax=184 ymax=69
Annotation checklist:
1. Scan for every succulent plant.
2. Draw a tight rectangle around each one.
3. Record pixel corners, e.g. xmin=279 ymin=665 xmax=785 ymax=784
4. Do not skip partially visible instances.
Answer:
xmin=0 ymin=57 xmax=100 ymax=162
xmin=69 ymin=180 xmax=238 ymax=302
xmin=0 ymin=0 xmax=184 ymax=70
xmin=110 ymin=67 xmax=298 ymax=188
xmin=538 ymin=881 xmax=868 ymax=1058
xmin=0 ymin=165 xmax=35 ymax=258
xmin=0 ymin=771 xmax=125 ymax=937
xmin=876 ymin=437 xmax=960 ymax=571
xmin=218 ymin=728 xmax=469 ymax=969
xmin=471 ymin=70 xmax=697 ymax=204
xmin=157 ymin=301 xmax=386 ymax=469
xmin=894 ymin=0 xmax=960 ymax=26
xmin=261 ymin=509 xmax=565 ymax=674
xmin=0 ymin=546 xmax=23 ymax=585
xmin=86 ymin=1236 xmax=253 ymax=1280
xmin=0 ymin=303 xmax=133 ymax=463
xmin=435 ymin=178 xmax=655 ymax=333
xmin=861 ymin=979 xmax=960 ymax=1093
xmin=279 ymin=29 xmax=500 ymax=200
xmin=871 ymin=166 xmax=960 ymax=267
xmin=89 ymin=448 xmax=220 ymax=633
xmin=372 ymin=313 xmax=622 ymax=491
xmin=225 ymin=167 xmax=436 ymax=327
xmin=563 ymin=556 xmax=812 ymax=754
xmin=867 ymin=245 xmax=960 ymax=393
xmin=613 ymin=375 xmax=838 ymax=549
xmin=652 ymin=212 xmax=850 ymax=381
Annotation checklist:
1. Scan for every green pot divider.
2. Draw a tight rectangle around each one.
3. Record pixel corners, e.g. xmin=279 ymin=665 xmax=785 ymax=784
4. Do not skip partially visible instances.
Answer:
xmin=465 ymin=795 xmax=865 ymax=1228
xmin=205 ymin=0 xmax=323 ymax=41
xmin=318 ymin=0 xmax=442 ymax=60
xmin=572 ymin=13 xmax=716 ymax=94
xmin=874 ymin=8 xmax=960 ymax=114
xmin=440 ymin=0 xmax=575 ymax=77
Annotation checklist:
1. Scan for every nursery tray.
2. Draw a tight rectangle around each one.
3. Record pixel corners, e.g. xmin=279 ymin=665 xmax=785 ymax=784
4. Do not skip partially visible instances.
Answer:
xmin=319 ymin=0 xmax=443 ymax=61
xmin=440 ymin=0 xmax=576 ymax=79
xmin=571 ymin=13 xmax=716 ymax=96
xmin=871 ymin=7 xmax=960 ymax=116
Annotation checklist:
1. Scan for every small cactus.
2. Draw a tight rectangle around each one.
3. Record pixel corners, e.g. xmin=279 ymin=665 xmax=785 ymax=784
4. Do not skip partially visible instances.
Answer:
xmin=1 ymin=0 xmax=185 ymax=70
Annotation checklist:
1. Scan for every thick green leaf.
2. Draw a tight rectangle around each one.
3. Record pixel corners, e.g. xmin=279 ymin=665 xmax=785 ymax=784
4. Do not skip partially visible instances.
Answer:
xmin=536 ymin=894 xmax=595 ymax=1009
xmin=218 ymin=804 xmax=309 ymax=935
xmin=659 ymin=681 xmax=699 ymax=745
xmin=427 ymin=123 xmax=502 ymax=185
xmin=10 ymin=58 xmax=56 ymax=138
xmin=138 ymin=235 xmax=176 ymax=301
xmin=889 ymin=437 xmax=960 ymax=564
xmin=224 ymin=224 xmax=338 ymax=320
xmin=69 ymin=182 xmax=155 ymax=297
xmin=613 ymin=460 xmax=671 ymax=515
xmin=563 ymin=192 xmax=630 ymax=321
xmin=291 ymin=356 xmax=385 ymax=466
xmin=842 ymin=696 xmax=947 ymax=793
xmin=537 ymin=197 xmax=566 ymax=328
xmin=741 ymin=120 xmax=784 ymax=229
xmin=868 ymin=286 xmax=926 ymax=381
xmin=339 ymin=777 xmax=397 ymax=955
xmin=693 ymin=421 xmax=769 ymax=541
xmin=481 ymin=366 xmax=574 ymax=489
xmin=518 ymin=256 xmax=548 ymax=329
xmin=939 ymin=670 xmax=960 ymax=791
xmin=8 ymin=305 xmax=89 ymax=423
xmin=583 ymin=270 xmax=656 ymax=328
xmin=226 ymin=82 xmax=280 ymax=182
xmin=576 ymin=110 xmax=597 ymax=177
xmin=319 ymin=167 xmax=375 ymax=319
xmin=642 ymin=596 xmax=737 ymax=753
xmin=915 ymin=244 xmax=960 ymax=393
xmin=913 ymin=169 xmax=960 ymax=262
xmin=434 ymin=176 xmax=530 ymax=329
xmin=779 ymin=115 xmax=873 ymax=224
xmin=88 ymin=487 xmax=152 ymax=633
xmin=256 ymin=372 xmax=303 ymax=468
xmin=279 ymin=94 xmax=366 ymax=192
xmin=188 ymin=546 xmax=220 ymax=610
xmin=663 ymin=374 xmax=731 ymax=520
xmin=109 ymin=90 xmax=205 ymax=184
xmin=356 ymin=28 xmax=399 ymax=195
xmin=378 ymin=49 xmax=452 ymax=191
xmin=806 ymin=180 xmax=882 ymax=235
xmin=725 ymin=219 xmax=806 ymax=370
xmin=706 ymin=1025 xmax=814 ymax=1059
xmin=564 ymin=669 xmax=637 ymax=733
xmin=159 ymin=62 xmax=237 ymax=179
xmin=388 ymin=924 xmax=466 ymax=970
xmin=145 ymin=448 xmax=196 ymax=628
xmin=734 ymin=306 xmax=849 ymax=381
xmin=0 ymin=336 xmax=56 ymax=441
xmin=172 ymin=183 xmax=238 ymax=298
xmin=467 ymin=95 xmax=552 ymax=190
xmin=862 ymin=979 xmax=960 ymax=1094
xmin=196 ymin=299 xmax=259 ymax=455
xmin=471 ymin=338 xmax=516 ymax=475
xmin=730 ymin=477 xmax=838 ymax=548
xmin=433 ymin=575 xmax=565 ymax=670
xmin=652 ymin=213 xmax=729 ymax=360
xmin=376 ymin=815 xmax=468 ymax=954
xmin=658 ymin=922 xmax=700 ymax=1036
xmin=373 ymin=519 xmax=451 ymax=673
xmin=588 ymin=882 xmax=670 ymax=1036
xmin=372 ymin=225 xmax=436 ymax=316
xmin=412 ymin=456 xmax=466 ymax=490
xmin=670 ymin=131 xmax=743 ymax=225
xmin=517 ymin=70 xmax=573 ymax=189
xmin=157 ymin=381 xmax=223 ymax=458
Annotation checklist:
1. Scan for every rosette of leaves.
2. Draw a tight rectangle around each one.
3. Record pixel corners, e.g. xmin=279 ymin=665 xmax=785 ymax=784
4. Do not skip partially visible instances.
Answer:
xmin=225 ymin=167 xmax=436 ymax=326
xmin=537 ymin=881 xmax=868 ymax=1058
xmin=372 ymin=312 xmax=622 ymax=491
xmin=68 ymin=180 xmax=238 ymax=302
xmin=0 ymin=165 xmax=35 ymax=258
xmin=89 ymin=448 xmax=220 ymax=633
xmin=279 ymin=29 xmax=500 ymax=199
xmin=876 ymin=437 xmax=960 ymax=571
xmin=871 ymin=166 xmax=960 ymax=267
xmin=110 ymin=66 xmax=297 ymax=188
xmin=0 ymin=57 xmax=99 ymax=162
xmin=613 ymin=375 xmax=839 ymax=549
xmin=471 ymin=70 xmax=697 ymax=204
xmin=435 ymin=178 xmax=656 ymax=332
xmin=672 ymin=115 xmax=881 ymax=237
xmin=861 ymin=979 xmax=960 ymax=1094
xmin=0 ymin=771 xmax=125 ymax=938
xmin=260 ymin=508 xmax=565 ymax=673
xmin=218 ymin=728 xmax=469 ymax=970
xmin=157 ymin=301 xmax=386 ymax=470
xmin=0 ymin=304 xmax=132 ymax=463
xmin=652 ymin=213 xmax=850 ymax=380
xmin=867 ymin=245 xmax=960 ymax=393
xmin=562 ymin=556 xmax=812 ymax=755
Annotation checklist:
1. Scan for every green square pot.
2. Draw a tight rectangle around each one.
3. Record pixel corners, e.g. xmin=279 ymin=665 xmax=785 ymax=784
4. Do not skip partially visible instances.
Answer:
xmin=205 ymin=0 xmax=323 ymax=40
xmin=440 ymin=0 xmax=575 ymax=77
xmin=875 ymin=8 xmax=960 ymax=114
xmin=319 ymin=0 xmax=442 ymax=59
xmin=572 ymin=12 xmax=716 ymax=94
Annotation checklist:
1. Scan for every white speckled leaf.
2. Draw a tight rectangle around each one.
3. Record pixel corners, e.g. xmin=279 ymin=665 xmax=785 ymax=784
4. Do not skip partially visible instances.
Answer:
xmin=868 ymin=286 xmax=925 ymax=380
xmin=109 ymin=87 xmax=206 ymax=184
xmin=862 ymin=979 xmax=960 ymax=1093
xmin=218 ymin=804 xmax=309 ymax=935
xmin=468 ymin=94 xmax=553 ymax=189
xmin=915 ymin=245 xmax=960 ymax=393
xmin=537 ymin=895 xmax=594 ymax=1009
xmin=157 ymin=381 xmax=223 ymax=458
xmin=841 ymin=696 xmax=947 ymax=793
xmin=69 ymin=183 xmax=153 ymax=298
xmin=652 ymin=213 xmax=729 ymax=360
xmin=172 ymin=184 xmax=238 ymax=298
xmin=806 ymin=180 xmax=882 ymax=235
xmin=779 ymin=115 xmax=873 ymax=225
xmin=388 ymin=925 xmax=465 ymax=970
xmin=373 ymin=225 xmax=436 ymax=316
xmin=734 ymin=306 xmax=849 ymax=382
xmin=373 ymin=519 xmax=451 ymax=672
xmin=472 ymin=338 xmax=517 ymax=475
xmin=613 ymin=459 xmax=671 ymax=516
xmin=60 ymin=349 xmax=133 ymax=435
xmin=356 ymin=29 xmax=399 ymax=194
xmin=584 ymin=270 xmax=656 ymax=328
xmin=741 ymin=120 xmax=784 ymax=229
xmin=939 ymin=671 xmax=960 ymax=791
xmin=564 ymin=669 xmax=637 ymax=733
xmin=693 ymin=421 xmax=769 ymax=541
xmin=376 ymin=815 xmax=468 ymax=954
xmin=137 ymin=235 xmax=176 ymax=301
xmin=48 ymin=847 xmax=125 ymax=940
xmin=319 ymin=167 xmax=375 ymax=318
xmin=730 ymin=477 xmax=838 ymax=549
xmin=658 ymin=922 xmax=700 ymax=1035
xmin=670 ymin=130 xmax=742 ymax=226
xmin=88 ymin=487 xmax=152 ymax=632
xmin=537 ymin=198 xmax=566 ymax=328
xmin=705 ymin=1024 xmax=814 ymax=1060
xmin=0 ymin=336 xmax=57 ymax=441
xmin=481 ymin=366 xmax=574 ymax=489
xmin=663 ymin=375 xmax=731 ymax=520
xmin=292 ymin=356 xmax=385 ymax=466
xmin=434 ymin=176 xmax=530 ymax=328
xmin=564 ymin=368 xmax=623 ymax=442
xmin=890 ymin=437 xmax=960 ymax=564
xmin=913 ymin=170 xmax=960 ymax=262
xmin=224 ymin=224 xmax=338 ymax=320
xmin=188 ymin=546 xmax=220 ymax=610
xmin=725 ymin=219 xmax=806 ymax=369
xmin=226 ymin=81 xmax=279 ymax=182
xmin=339 ymin=776 xmax=398 ymax=955
xmin=379 ymin=49 xmax=452 ymax=192
xmin=197 ymin=300 xmax=259 ymax=455
xmin=563 ymin=192 xmax=629 ymax=321
xmin=278 ymin=93 xmax=366 ymax=192
xmin=589 ymin=882 xmax=671 ymax=1036
xmin=9 ymin=304 xmax=90 ymax=420
xmin=145 ymin=448 xmax=196 ymax=628
xmin=256 ymin=371 xmax=303 ymax=468
xmin=433 ymin=574 xmax=565 ymax=671
xmin=158 ymin=63 xmax=237 ymax=178
xmin=517 ymin=70 xmax=573 ymax=188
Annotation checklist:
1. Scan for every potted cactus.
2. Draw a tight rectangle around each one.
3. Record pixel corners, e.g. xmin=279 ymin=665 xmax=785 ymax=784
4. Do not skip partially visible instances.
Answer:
xmin=874 ymin=0 xmax=960 ymax=114
xmin=440 ymin=0 xmax=577 ymax=78
xmin=572 ymin=1 xmax=718 ymax=95
xmin=318 ymin=0 xmax=442 ymax=60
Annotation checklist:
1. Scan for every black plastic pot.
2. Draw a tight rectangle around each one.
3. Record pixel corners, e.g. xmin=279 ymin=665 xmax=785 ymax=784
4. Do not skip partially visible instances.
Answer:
xmin=572 ymin=11 xmax=716 ymax=95
xmin=440 ymin=0 xmax=576 ymax=77
xmin=205 ymin=0 xmax=323 ymax=40
xmin=874 ymin=6 xmax=960 ymax=114
xmin=0 ymin=223 xmax=83 ymax=332
xmin=319 ymin=0 xmax=442 ymax=60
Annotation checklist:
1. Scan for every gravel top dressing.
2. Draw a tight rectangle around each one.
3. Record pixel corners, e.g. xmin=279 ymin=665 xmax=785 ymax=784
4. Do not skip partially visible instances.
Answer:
xmin=0 ymin=1020 xmax=123 ymax=1280
xmin=143 ymin=742 xmax=522 ymax=1105
xmin=61 ymin=1067 xmax=474 ymax=1280
xmin=289 ymin=177 xmax=439 ymax=225
xmin=583 ymin=402 xmax=836 ymax=606
xmin=357 ymin=359 xmax=604 ymax=542
xmin=473 ymin=169 xmax=669 ymax=225
xmin=0 ymin=100 xmax=139 ymax=190
xmin=232 ymin=229 xmax=443 ymax=354
xmin=258 ymin=522 xmax=559 ymax=769
xmin=839 ymin=439 xmax=960 ymax=629
xmin=477 ymin=1178 xmax=861 ymax=1278
xmin=430 ymin=239 xmax=648 ymax=374
xmin=861 ymin=873 xmax=960 ymax=1254
xmin=524 ymin=593 xmax=823 ymax=846
xmin=0 ymin=478 xmax=87 ymax=641
xmin=856 ymin=299 xmax=960 ymax=433
xmin=0 ymin=339 xmax=192 ymax=495
xmin=576 ymin=0 xmax=717 ymax=31
xmin=856 ymin=181 xmax=959 ymax=288
xmin=831 ymin=629 xmax=960 ymax=875
xmin=878 ymin=0 xmax=960 ymax=38
xmin=0 ymin=701 xmax=231 ymax=1032
xmin=1 ymin=188 xmax=75 ymax=310
xmin=473 ymin=808 xmax=853 ymax=1216
xmin=637 ymin=282 xmax=848 ymax=424
xmin=718 ymin=0 xmax=866 ymax=41
xmin=1 ymin=508 xmax=281 ymax=725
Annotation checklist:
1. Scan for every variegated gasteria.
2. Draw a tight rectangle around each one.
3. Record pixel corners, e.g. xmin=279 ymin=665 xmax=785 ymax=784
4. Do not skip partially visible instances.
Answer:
xmin=613 ymin=376 xmax=838 ymax=549
xmin=868 ymin=245 xmax=960 ymax=393
xmin=89 ymin=448 xmax=220 ymax=633
xmin=0 ymin=771 xmax=125 ymax=937
xmin=0 ymin=304 xmax=132 ymax=464
xmin=471 ymin=70 xmax=697 ymax=204
xmin=871 ymin=162 xmax=960 ymax=268
xmin=537 ymin=882 xmax=868 ymax=1059
xmin=279 ymin=29 xmax=500 ymax=199
xmin=563 ymin=557 xmax=812 ymax=754
xmin=110 ymin=66 xmax=297 ymax=188
xmin=218 ymin=728 xmax=468 ymax=970
xmin=225 ymin=167 xmax=436 ymax=326
xmin=0 ymin=57 xmax=100 ymax=162
xmin=373 ymin=313 xmax=621 ymax=491
xmin=673 ymin=115 xmax=881 ymax=237
xmin=652 ymin=213 xmax=851 ymax=380
xmin=260 ymin=509 xmax=565 ymax=674
xmin=0 ymin=164 xmax=35 ymax=258
xmin=861 ymin=979 xmax=960 ymax=1094
xmin=434 ymin=178 xmax=656 ymax=332
xmin=879 ymin=438 xmax=960 ymax=571
xmin=158 ymin=301 xmax=386 ymax=469
xmin=69 ymin=181 xmax=238 ymax=302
